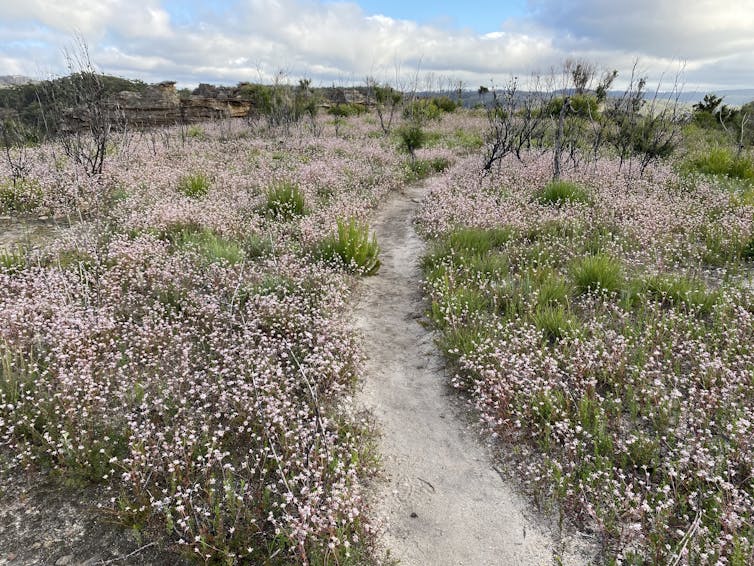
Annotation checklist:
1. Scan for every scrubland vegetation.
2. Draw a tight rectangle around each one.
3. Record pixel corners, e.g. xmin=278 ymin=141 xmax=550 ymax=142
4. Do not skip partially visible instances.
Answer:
xmin=1 ymin=57 xmax=754 ymax=564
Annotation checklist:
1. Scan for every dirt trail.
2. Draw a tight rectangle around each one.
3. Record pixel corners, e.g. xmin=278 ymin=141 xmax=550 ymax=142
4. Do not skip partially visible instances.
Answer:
xmin=355 ymin=179 xmax=565 ymax=566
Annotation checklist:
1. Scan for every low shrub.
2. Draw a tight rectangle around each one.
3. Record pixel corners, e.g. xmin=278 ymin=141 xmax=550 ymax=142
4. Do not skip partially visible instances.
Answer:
xmin=396 ymin=125 xmax=426 ymax=159
xmin=316 ymin=217 xmax=380 ymax=275
xmin=685 ymin=147 xmax=754 ymax=181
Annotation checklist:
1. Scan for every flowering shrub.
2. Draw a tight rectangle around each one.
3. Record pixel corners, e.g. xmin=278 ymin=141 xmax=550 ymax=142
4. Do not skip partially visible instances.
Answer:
xmin=419 ymin=152 xmax=754 ymax=564
xmin=0 ymin=114 xmax=407 ymax=563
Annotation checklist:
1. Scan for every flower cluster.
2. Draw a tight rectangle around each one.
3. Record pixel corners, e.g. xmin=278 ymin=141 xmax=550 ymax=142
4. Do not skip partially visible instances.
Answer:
xmin=419 ymin=152 xmax=754 ymax=564
xmin=0 ymin=115 xmax=407 ymax=563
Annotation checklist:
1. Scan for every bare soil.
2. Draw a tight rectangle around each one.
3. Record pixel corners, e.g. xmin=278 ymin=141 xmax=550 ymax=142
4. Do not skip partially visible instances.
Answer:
xmin=0 ymin=473 xmax=184 ymax=565
xmin=354 ymin=179 xmax=586 ymax=566
xmin=0 ymin=217 xmax=62 ymax=252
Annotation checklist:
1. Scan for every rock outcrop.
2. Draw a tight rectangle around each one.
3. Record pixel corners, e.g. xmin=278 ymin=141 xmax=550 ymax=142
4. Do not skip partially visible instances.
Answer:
xmin=109 ymin=82 xmax=252 ymax=127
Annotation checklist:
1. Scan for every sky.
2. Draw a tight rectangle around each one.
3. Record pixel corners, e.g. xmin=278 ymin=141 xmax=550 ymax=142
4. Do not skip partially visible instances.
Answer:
xmin=0 ymin=0 xmax=753 ymax=93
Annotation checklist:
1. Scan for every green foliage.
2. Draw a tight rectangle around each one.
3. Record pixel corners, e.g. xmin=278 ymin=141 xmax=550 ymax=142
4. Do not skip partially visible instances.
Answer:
xmin=532 ymin=305 xmax=577 ymax=342
xmin=536 ymin=272 xmax=571 ymax=308
xmin=396 ymin=125 xmax=426 ymax=159
xmin=0 ymin=247 xmax=27 ymax=272
xmin=402 ymin=97 xmax=457 ymax=124
xmin=642 ymin=274 xmax=719 ymax=315
xmin=0 ymin=179 xmax=42 ymax=213
xmin=327 ymin=103 xmax=361 ymax=118
xmin=240 ymin=79 xmax=318 ymax=128
xmin=431 ymin=96 xmax=459 ymax=113
xmin=0 ymin=74 xmax=146 ymax=139
xmin=178 ymin=229 xmax=244 ymax=265
xmin=264 ymin=181 xmax=307 ymax=220
xmin=546 ymin=94 xmax=599 ymax=118
xmin=405 ymin=157 xmax=451 ymax=180
xmin=684 ymin=147 xmax=754 ymax=181
xmin=445 ymin=227 xmax=514 ymax=257
xmin=243 ymin=233 xmax=275 ymax=258
xmin=177 ymin=173 xmax=211 ymax=198
xmin=631 ymin=114 xmax=678 ymax=165
xmin=536 ymin=180 xmax=590 ymax=206
xmin=571 ymin=254 xmax=624 ymax=295
xmin=317 ymin=218 xmax=380 ymax=275
xmin=741 ymin=236 xmax=754 ymax=261
xmin=373 ymin=85 xmax=402 ymax=106
xmin=449 ymin=129 xmax=484 ymax=151
xmin=186 ymin=125 xmax=205 ymax=139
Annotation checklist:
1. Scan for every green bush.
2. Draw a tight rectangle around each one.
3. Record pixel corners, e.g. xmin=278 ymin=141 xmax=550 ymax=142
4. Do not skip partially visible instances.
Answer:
xmin=317 ymin=218 xmax=380 ymax=275
xmin=536 ymin=180 xmax=590 ymax=206
xmin=265 ymin=181 xmax=307 ymax=220
xmin=397 ymin=125 xmax=426 ymax=159
xmin=177 ymin=173 xmax=211 ymax=198
xmin=571 ymin=254 xmax=623 ymax=295
xmin=684 ymin=147 xmax=754 ymax=181
xmin=546 ymin=94 xmax=599 ymax=117
xmin=327 ymin=103 xmax=361 ymax=118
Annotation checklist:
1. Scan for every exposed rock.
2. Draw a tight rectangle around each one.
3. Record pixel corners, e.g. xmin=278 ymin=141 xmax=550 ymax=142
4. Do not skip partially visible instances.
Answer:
xmin=107 ymin=82 xmax=252 ymax=127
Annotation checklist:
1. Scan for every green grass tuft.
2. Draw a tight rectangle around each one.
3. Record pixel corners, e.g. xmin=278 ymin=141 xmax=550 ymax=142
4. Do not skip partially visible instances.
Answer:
xmin=642 ymin=274 xmax=719 ymax=315
xmin=571 ymin=254 xmax=623 ymax=295
xmin=317 ymin=218 xmax=380 ymax=275
xmin=178 ymin=173 xmax=211 ymax=198
xmin=536 ymin=180 xmax=591 ymax=206
xmin=684 ymin=147 xmax=754 ymax=182
xmin=265 ymin=181 xmax=307 ymax=220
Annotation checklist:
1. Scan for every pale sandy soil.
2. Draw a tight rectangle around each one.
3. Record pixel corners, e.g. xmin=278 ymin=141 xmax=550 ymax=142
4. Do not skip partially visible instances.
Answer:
xmin=354 ymin=179 xmax=591 ymax=566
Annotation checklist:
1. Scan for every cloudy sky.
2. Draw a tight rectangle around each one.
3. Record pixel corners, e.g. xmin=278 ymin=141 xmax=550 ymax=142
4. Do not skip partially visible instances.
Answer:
xmin=1 ymin=0 xmax=753 ymax=91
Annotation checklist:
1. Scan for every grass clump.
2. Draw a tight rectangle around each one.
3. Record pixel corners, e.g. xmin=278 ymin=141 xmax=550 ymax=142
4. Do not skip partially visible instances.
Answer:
xmin=166 ymin=224 xmax=244 ymax=265
xmin=265 ymin=181 xmax=307 ymax=220
xmin=0 ymin=247 xmax=27 ymax=272
xmin=182 ymin=230 xmax=244 ymax=265
xmin=532 ymin=305 xmax=577 ymax=343
xmin=642 ymin=274 xmax=719 ymax=315
xmin=684 ymin=147 xmax=754 ymax=182
xmin=177 ymin=173 xmax=211 ymax=198
xmin=571 ymin=254 xmax=623 ymax=295
xmin=535 ymin=272 xmax=571 ymax=308
xmin=317 ymin=218 xmax=380 ymax=275
xmin=536 ymin=180 xmax=590 ymax=206
xmin=447 ymin=227 xmax=514 ymax=256
xmin=405 ymin=156 xmax=451 ymax=180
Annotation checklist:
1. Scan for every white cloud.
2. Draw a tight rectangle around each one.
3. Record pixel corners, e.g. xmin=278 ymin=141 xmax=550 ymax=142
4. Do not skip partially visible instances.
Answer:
xmin=0 ymin=0 xmax=752 ymax=90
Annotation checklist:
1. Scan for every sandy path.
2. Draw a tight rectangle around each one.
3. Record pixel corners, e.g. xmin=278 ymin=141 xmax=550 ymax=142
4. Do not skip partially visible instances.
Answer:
xmin=354 ymin=179 xmax=562 ymax=566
